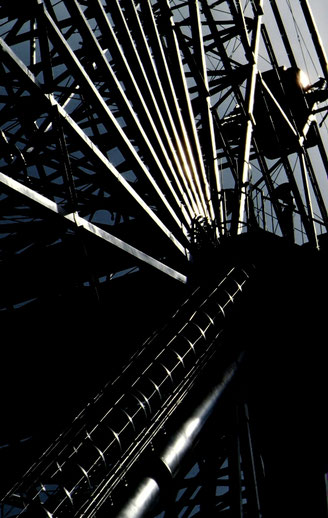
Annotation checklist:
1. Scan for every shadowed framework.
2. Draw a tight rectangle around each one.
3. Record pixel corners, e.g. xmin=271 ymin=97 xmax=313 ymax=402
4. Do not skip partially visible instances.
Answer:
xmin=0 ymin=1 xmax=328 ymax=516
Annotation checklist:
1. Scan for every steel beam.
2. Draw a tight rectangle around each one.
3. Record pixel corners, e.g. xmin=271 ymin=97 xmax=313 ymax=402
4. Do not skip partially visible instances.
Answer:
xmin=0 ymin=171 xmax=188 ymax=283
xmin=0 ymin=265 xmax=252 ymax=518
xmin=236 ymin=0 xmax=263 ymax=235
xmin=155 ymin=0 xmax=213 ymax=220
xmin=268 ymin=0 xmax=297 ymax=68
xmin=0 ymin=34 xmax=189 ymax=257
xmin=115 ymin=355 xmax=244 ymax=518
xmin=40 ymin=4 xmax=191 ymax=238
xmin=63 ymin=0 xmax=196 ymax=226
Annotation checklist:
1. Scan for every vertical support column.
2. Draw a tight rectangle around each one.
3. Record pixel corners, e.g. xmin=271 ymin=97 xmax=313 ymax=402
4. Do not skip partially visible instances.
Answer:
xmin=229 ymin=407 xmax=244 ymax=517
xmin=239 ymin=404 xmax=263 ymax=518
xmin=299 ymin=148 xmax=320 ymax=249
xmin=237 ymin=0 xmax=263 ymax=235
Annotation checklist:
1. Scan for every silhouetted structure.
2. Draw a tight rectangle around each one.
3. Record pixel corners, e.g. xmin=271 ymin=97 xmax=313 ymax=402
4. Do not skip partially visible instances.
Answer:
xmin=0 ymin=1 xmax=328 ymax=517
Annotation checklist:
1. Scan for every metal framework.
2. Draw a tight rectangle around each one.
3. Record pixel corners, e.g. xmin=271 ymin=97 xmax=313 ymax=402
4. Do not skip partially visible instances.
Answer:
xmin=0 ymin=0 xmax=328 ymax=516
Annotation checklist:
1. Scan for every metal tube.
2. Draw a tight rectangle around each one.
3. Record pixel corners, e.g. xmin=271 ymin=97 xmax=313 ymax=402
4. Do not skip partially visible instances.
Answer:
xmin=188 ymin=0 xmax=222 ymax=230
xmin=156 ymin=0 xmax=211 ymax=219
xmin=237 ymin=1 xmax=263 ymax=234
xmin=115 ymin=355 xmax=244 ymax=518
xmin=0 ymin=32 xmax=188 ymax=256
xmin=116 ymin=478 xmax=160 ymax=518
xmin=161 ymin=358 xmax=242 ymax=477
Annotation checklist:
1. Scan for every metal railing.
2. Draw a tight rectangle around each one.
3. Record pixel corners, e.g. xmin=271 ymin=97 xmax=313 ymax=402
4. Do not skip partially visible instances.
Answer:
xmin=219 ymin=187 xmax=326 ymax=246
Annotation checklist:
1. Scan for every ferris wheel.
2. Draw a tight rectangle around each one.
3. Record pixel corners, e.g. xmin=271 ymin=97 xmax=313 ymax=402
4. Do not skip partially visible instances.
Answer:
xmin=0 ymin=1 xmax=328 ymax=517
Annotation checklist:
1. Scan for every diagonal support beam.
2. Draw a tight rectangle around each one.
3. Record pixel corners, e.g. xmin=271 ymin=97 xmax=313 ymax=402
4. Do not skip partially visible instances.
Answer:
xmin=62 ymin=0 xmax=197 ymax=225
xmin=39 ymin=3 xmax=191 ymax=237
xmin=0 ymin=172 xmax=188 ymax=283
xmin=0 ymin=34 xmax=189 ymax=257
xmin=155 ymin=0 xmax=214 ymax=220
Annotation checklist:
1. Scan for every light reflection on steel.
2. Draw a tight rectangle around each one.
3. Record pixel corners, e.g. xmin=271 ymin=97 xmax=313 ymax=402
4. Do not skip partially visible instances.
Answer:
xmin=0 ymin=1 xmax=328 ymax=516
xmin=116 ymin=355 xmax=244 ymax=518
xmin=1 ymin=266 xmax=252 ymax=518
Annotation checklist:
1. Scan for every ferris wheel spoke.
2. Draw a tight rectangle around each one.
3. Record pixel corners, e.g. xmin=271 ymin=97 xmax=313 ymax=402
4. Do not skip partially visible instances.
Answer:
xmin=150 ymin=0 xmax=216 ymax=221
xmin=1 ymin=1 xmax=328 ymax=516
xmin=171 ymin=3 xmax=222 ymax=227
xmin=40 ymin=4 xmax=193 ymax=236
xmin=0 ymin=171 xmax=188 ymax=283
xmin=0 ymin=36 xmax=190 ymax=261
xmin=63 ymin=0 xmax=200 ymax=224
xmin=142 ymin=0 xmax=217 ymax=221
xmin=109 ymin=0 xmax=211 ymax=220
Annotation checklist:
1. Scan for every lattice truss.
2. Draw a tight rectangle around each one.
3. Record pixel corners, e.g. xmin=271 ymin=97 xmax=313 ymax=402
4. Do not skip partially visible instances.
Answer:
xmin=0 ymin=0 xmax=328 ymax=312
xmin=0 ymin=266 xmax=253 ymax=518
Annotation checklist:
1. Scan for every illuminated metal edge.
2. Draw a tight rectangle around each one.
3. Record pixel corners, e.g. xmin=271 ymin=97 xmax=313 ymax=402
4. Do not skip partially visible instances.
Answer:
xmin=103 ymin=0 xmax=206 ymax=220
xmin=192 ymin=0 xmax=328 ymax=242
xmin=0 ymin=30 xmax=190 ymax=258
xmin=115 ymin=355 xmax=243 ymax=518
xmin=236 ymin=0 xmax=263 ymax=235
xmin=155 ymin=0 xmax=214 ymax=221
xmin=0 ymin=1 xmax=327 ymax=517
xmin=41 ymin=1 xmax=197 ymax=229
xmin=0 ymin=172 xmax=188 ymax=283
xmin=0 ymin=266 xmax=251 ymax=518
